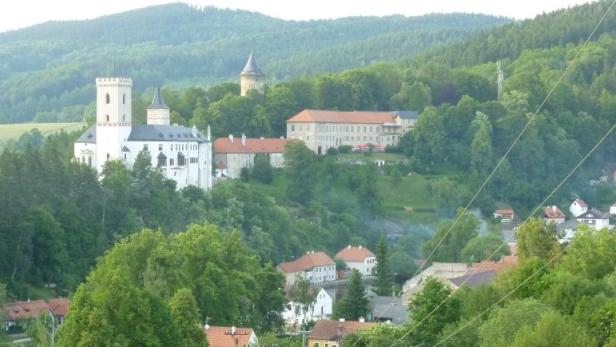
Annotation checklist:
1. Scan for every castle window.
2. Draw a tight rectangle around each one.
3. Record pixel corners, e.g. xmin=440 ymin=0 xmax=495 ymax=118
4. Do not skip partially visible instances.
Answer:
xmin=123 ymin=115 xmax=126 ymax=122
xmin=157 ymin=153 xmax=167 ymax=167
xmin=106 ymin=115 xmax=110 ymax=122
xmin=105 ymin=93 xmax=110 ymax=104
xmin=170 ymin=158 xmax=174 ymax=166
xmin=123 ymin=94 xmax=126 ymax=104
xmin=177 ymin=152 xmax=186 ymax=166
xmin=159 ymin=144 xmax=163 ymax=151
xmin=106 ymin=153 xmax=110 ymax=159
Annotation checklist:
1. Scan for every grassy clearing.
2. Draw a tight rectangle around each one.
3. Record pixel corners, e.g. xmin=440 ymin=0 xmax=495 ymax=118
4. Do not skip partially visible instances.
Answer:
xmin=0 ymin=122 xmax=85 ymax=142
xmin=378 ymin=174 xmax=441 ymax=223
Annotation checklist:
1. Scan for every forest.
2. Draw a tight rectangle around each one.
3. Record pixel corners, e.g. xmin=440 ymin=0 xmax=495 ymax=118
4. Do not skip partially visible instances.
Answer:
xmin=3 ymin=0 xmax=616 ymax=345
xmin=0 ymin=3 xmax=506 ymax=124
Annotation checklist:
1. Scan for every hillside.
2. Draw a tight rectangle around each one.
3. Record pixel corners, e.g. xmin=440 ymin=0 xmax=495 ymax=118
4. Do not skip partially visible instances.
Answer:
xmin=0 ymin=3 xmax=508 ymax=123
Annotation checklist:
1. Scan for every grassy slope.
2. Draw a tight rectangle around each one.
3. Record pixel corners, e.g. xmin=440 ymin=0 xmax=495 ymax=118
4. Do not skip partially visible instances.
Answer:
xmin=0 ymin=122 xmax=85 ymax=142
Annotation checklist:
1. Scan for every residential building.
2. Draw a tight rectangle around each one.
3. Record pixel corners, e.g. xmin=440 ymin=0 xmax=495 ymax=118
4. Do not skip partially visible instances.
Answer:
xmin=448 ymin=270 xmax=497 ymax=289
xmin=282 ymin=288 xmax=333 ymax=327
xmin=610 ymin=202 xmax=616 ymax=215
xmin=213 ymin=134 xmax=287 ymax=178
xmin=493 ymin=208 xmax=515 ymax=222
xmin=307 ymin=319 xmax=376 ymax=347
xmin=240 ymin=52 xmax=265 ymax=96
xmin=278 ymin=251 xmax=336 ymax=287
xmin=543 ymin=205 xmax=566 ymax=225
xmin=401 ymin=262 xmax=469 ymax=302
xmin=557 ymin=219 xmax=581 ymax=243
xmin=576 ymin=209 xmax=611 ymax=230
xmin=204 ymin=325 xmax=258 ymax=347
xmin=569 ymin=198 xmax=588 ymax=217
xmin=335 ymin=245 xmax=377 ymax=277
xmin=74 ymin=80 xmax=213 ymax=190
xmin=2 ymin=298 xmax=69 ymax=332
xmin=286 ymin=109 xmax=418 ymax=154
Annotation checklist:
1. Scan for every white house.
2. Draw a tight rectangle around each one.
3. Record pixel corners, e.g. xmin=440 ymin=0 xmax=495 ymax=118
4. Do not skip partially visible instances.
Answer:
xmin=569 ymin=199 xmax=588 ymax=217
xmin=74 ymin=79 xmax=213 ymax=190
xmin=335 ymin=245 xmax=377 ymax=277
xmin=213 ymin=135 xmax=287 ymax=179
xmin=576 ymin=209 xmax=611 ymax=230
xmin=278 ymin=251 xmax=336 ymax=287
xmin=609 ymin=202 xmax=616 ymax=215
xmin=282 ymin=288 xmax=333 ymax=327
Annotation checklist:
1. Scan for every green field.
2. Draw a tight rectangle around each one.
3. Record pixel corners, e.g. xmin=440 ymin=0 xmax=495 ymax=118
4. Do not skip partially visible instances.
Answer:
xmin=0 ymin=122 xmax=86 ymax=143
xmin=378 ymin=174 xmax=440 ymax=223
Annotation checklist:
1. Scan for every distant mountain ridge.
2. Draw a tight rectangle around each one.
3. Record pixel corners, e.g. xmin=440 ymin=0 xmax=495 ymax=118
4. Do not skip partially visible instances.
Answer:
xmin=0 ymin=3 xmax=508 ymax=123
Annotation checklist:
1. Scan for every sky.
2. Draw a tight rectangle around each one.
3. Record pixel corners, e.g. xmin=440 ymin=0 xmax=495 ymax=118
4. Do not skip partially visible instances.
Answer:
xmin=0 ymin=0 xmax=598 ymax=33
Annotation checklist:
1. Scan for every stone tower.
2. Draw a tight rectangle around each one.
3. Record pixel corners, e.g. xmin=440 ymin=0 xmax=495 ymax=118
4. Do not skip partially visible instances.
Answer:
xmin=147 ymin=85 xmax=170 ymax=125
xmin=240 ymin=52 xmax=265 ymax=96
xmin=95 ymin=77 xmax=132 ymax=173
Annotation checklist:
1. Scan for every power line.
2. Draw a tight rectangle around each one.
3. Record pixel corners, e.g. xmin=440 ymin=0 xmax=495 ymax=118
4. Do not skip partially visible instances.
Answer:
xmin=392 ymin=120 xmax=616 ymax=347
xmin=413 ymin=0 xmax=615 ymax=286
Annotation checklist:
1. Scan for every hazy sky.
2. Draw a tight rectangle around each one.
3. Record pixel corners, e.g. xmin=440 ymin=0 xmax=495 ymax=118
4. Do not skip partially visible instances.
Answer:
xmin=0 ymin=0 xmax=598 ymax=33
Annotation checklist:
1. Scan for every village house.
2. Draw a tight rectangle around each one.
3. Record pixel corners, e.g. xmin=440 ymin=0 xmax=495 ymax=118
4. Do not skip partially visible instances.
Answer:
xmin=307 ymin=319 xmax=376 ymax=347
xmin=576 ymin=209 xmax=611 ymax=230
xmin=278 ymin=251 xmax=336 ymax=287
xmin=543 ymin=205 xmax=566 ymax=224
xmin=204 ymin=325 xmax=258 ymax=347
xmin=569 ymin=198 xmax=589 ymax=217
xmin=2 ymin=298 xmax=69 ymax=332
xmin=493 ymin=208 xmax=515 ymax=222
xmin=74 ymin=80 xmax=213 ymax=190
xmin=286 ymin=109 xmax=418 ymax=154
xmin=282 ymin=288 xmax=333 ymax=327
xmin=335 ymin=245 xmax=377 ymax=277
xmin=213 ymin=134 xmax=287 ymax=179
xmin=610 ymin=202 xmax=616 ymax=215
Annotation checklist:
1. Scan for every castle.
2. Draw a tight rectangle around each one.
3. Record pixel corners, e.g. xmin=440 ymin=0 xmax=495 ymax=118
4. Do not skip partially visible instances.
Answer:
xmin=74 ymin=79 xmax=214 ymax=190
xmin=74 ymin=52 xmax=264 ymax=190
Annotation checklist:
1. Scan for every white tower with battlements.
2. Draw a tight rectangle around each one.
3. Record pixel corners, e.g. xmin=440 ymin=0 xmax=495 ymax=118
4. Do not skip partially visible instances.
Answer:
xmin=95 ymin=77 xmax=133 ymax=173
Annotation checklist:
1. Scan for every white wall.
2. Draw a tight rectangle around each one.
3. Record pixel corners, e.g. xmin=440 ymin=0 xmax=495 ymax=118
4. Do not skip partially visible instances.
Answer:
xmin=345 ymin=257 xmax=377 ymax=277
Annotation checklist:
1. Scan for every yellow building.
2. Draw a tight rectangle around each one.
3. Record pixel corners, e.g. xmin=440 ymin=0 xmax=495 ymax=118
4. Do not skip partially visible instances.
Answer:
xmin=307 ymin=320 xmax=376 ymax=347
xmin=286 ymin=109 xmax=417 ymax=154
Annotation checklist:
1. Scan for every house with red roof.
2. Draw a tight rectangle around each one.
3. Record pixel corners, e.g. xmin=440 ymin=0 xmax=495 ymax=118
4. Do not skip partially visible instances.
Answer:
xmin=307 ymin=319 xmax=376 ymax=347
xmin=543 ymin=205 xmax=566 ymax=225
xmin=286 ymin=109 xmax=417 ymax=155
xmin=204 ymin=325 xmax=258 ymax=347
xmin=569 ymin=198 xmax=589 ymax=217
xmin=278 ymin=251 xmax=336 ymax=287
xmin=2 ymin=297 xmax=69 ymax=333
xmin=335 ymin=245 xmax=377 ymax=277
xmin=213 ymin=134 xmax=287 ymax=178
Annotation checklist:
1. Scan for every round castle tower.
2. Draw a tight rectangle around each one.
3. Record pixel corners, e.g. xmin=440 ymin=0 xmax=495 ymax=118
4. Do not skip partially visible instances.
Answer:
xmin=240 ymin=52 xmax=265 ymax=96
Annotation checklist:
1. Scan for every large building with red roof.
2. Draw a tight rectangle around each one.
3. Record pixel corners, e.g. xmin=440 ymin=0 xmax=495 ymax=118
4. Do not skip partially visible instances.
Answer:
xmin=286 ymin=109 xmax=418 ymax=154
xmin=213 ymin=134 xmax=287 ymax=179
xmin=278 ymin=251 xmax=336 ymax=287
xmin=204 ymin=325 xmax=258 ymax=347
xmin=335 ymin=245 xmax=377 ymax=277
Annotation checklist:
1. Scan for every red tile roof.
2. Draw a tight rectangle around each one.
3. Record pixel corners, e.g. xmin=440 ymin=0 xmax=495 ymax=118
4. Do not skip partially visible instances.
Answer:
xmin=495 ymin=208 xmax=514 ymax=218
xmin=214 ymin=137 xmax=287 ymax=154
xmin=2 ymin=300 xmax=49 ymax=321
xmin=205 ymin=326 xmax=254 ymax=347
xmin=335 ymin=245 xmax=375 ymax=262
xmin=543 ymin=206 xmax=565 ymax=219
xmin=309 ymin=320 xmax=376 ymax=341
xmin=471 ymin=255 xmax=518 ymax=273
xmin=279 ymin=252 xmax=335 ymax=273
xmin=47 ymin=298 xmax=69 ymax=317
xmin=288 ymin=109 xmax=396 ymax=124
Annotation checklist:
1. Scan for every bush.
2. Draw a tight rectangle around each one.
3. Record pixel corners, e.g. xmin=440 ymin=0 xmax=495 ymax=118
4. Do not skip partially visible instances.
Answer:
xmin=339 ymin=145 xmax=352 ymax=154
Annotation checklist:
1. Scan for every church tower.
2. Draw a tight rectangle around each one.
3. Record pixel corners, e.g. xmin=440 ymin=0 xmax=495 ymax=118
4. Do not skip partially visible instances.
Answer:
xmin=147 ymin=85 xmax=170 ymax=125
xmin=95 ymin=77 xmax=133 ymax=173
xmin=240 ymin=52 xmax=265 ymax=96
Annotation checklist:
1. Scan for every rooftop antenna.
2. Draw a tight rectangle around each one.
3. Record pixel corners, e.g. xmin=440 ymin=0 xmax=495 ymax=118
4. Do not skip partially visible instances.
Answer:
xmin=497 ymin=60 xmax=504 ymax=102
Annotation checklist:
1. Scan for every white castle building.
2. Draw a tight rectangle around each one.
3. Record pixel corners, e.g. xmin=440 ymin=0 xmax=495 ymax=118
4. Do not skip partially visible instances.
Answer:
xmin=74 ymin=77 xmax=213 ymax=190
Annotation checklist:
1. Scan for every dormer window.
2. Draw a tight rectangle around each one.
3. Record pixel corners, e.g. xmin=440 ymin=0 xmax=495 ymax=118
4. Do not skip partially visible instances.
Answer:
xmin=105 ymin=93 xmax=110 ymax=104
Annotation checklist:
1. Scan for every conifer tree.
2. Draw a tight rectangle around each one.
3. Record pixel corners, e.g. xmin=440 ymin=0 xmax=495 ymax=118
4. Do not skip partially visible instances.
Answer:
xmin=334 ymin=269 xmax=369 ymax=320
xmin=375 ymin=236 xmax=394 ymax=296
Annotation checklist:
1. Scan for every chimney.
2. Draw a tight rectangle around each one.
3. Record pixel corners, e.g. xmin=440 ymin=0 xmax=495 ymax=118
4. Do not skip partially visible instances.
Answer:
xmin=280 ymin=136 xmax=285 ymax=139
xmin=241 ymin=133 xmax=246 ymax=146
xmin=359 ymin=245 xmax=362 ymax=249
xmin=339 ymin=318 xmax=345 ymax=322
xmin=552 ymin=206 xmax=557 ymax=211
xmin=359 ymin=317 xmax=365 ymax=323
xmin=231 ymin=326 xmax=236 ymax=335
xmin=207 ymin=126 xmax=211 ymax=141
xmin=229 ymin=134 xmax=234 ymax=142
xmin=192 ymin=125 xmax=198 ymax=137
xmin=204 ymin=324 xmax=210 ymax=330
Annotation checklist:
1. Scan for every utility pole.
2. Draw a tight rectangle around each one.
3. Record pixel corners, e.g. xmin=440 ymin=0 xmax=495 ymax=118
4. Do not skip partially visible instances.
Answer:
xmin=497 ymin=60 xmax=504 ymax=102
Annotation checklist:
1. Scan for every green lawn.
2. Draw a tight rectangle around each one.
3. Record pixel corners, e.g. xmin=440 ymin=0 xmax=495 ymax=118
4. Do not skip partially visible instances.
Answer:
xmin=0 ymin=122 xmax=86 ymax=142
xmin=378 ymin=174 xmax=440 ymax=223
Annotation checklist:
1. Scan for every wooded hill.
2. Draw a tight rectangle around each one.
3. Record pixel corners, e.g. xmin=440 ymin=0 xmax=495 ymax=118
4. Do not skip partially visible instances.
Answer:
xmin=0 ymin=3 xmax=507 ymax=124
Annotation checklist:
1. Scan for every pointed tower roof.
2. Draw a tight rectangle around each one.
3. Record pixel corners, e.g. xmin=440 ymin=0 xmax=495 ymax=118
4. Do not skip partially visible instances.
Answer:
xmin=147 ymin=85 xmax=169 ymax=109
xmin=241 ymin=52 xmax=263 ymax=75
